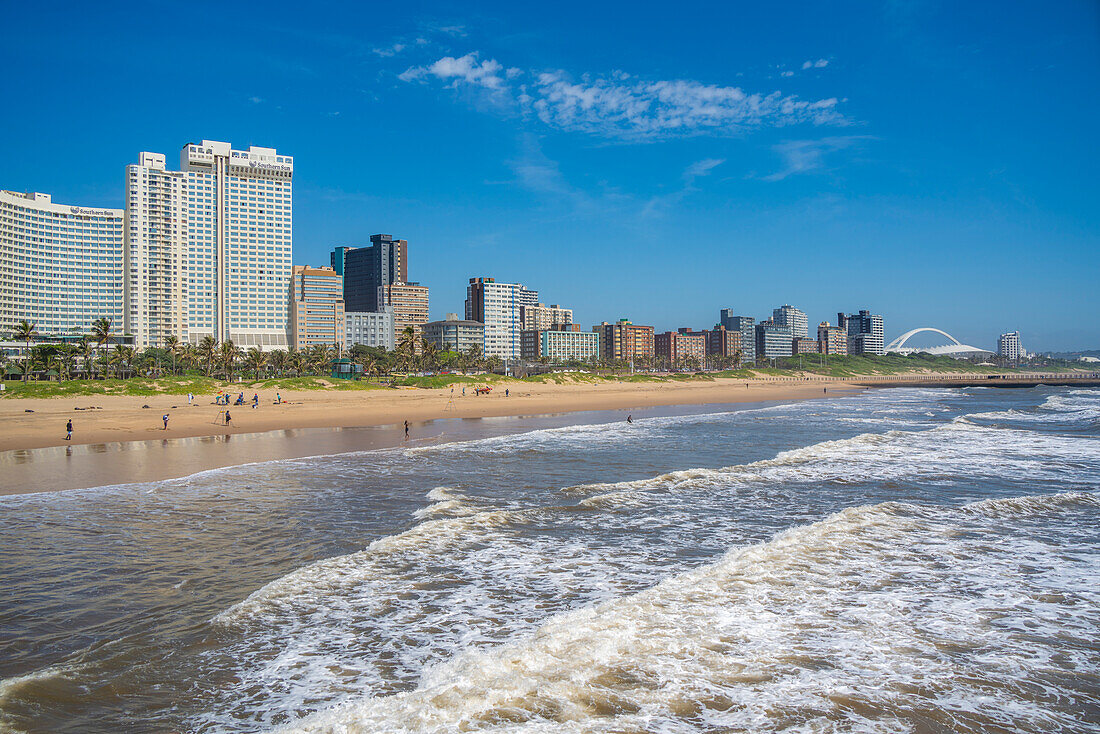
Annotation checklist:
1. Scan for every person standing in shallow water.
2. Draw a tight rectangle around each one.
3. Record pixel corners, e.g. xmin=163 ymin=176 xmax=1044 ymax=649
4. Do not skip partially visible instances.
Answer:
xmin=65 ymin=419 xmax=72 ymax=441
xmin=404 ymin=420 xmax=410 ymax=440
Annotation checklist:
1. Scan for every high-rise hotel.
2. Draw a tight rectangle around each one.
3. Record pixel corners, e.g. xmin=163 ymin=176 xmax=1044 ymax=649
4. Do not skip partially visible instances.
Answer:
xmin=126 ymin=140 xmax=293 ymax=349
xmin=0 ymin=190 xmax=124 ymax=336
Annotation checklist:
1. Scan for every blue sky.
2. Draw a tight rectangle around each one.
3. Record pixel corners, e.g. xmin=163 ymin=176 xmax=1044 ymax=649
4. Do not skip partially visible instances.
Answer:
xmin=2 ymin=1 xmax=1098 ymax=351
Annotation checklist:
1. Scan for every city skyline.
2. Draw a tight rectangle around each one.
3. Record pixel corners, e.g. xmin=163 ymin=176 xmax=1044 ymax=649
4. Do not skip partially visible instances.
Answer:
xmin=1 ymin=2 xmax=1097 ymax=351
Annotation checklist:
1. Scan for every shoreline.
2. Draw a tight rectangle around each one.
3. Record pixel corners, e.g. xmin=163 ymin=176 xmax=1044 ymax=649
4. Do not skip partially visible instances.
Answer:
xmin=0 ymin=379 xmax=861 ymax=496
xmin=2 ymin=373 xmax=1094 ymax=497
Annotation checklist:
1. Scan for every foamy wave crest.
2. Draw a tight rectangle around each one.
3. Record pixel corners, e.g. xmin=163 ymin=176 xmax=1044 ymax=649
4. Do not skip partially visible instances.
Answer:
xmin=216 ymin=508 xmax=530 ymax=625
xmin=413 ymin=487 xmax=479 ymax=519
xmin=280 ymin=494 xmax=1100 ymax=733
xmin=562 ymin=420 xmax=1100 ymax=500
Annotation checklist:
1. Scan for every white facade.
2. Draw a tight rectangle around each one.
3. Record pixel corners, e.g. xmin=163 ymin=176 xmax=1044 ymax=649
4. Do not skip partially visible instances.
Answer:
xmin=0 ymin=190 xmax=123 ymax=336
xmin=521 ymin=303 xmax=573 ymax=331
xmin=998 ymin=331 xmax=1022 ymax=361
xmin=123 ymin=141 xmax=293 ymax=350
xmin=773 ymin=304 xmax=808 ymax=339
xmin=467 ymin=280 xmax=538 ymax=359
xmin=180 ymin=140 xmax=292 ymax=349
xmin=125 ymin=153 xmax=188 ymax=348
xmin=346 ymin=308 xmax=395 ymax=351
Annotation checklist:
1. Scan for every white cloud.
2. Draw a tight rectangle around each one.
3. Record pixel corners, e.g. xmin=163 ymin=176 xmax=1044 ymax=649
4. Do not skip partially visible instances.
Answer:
xmin=683 ymin=158 xmax=725 ymax=181
xmin=248 ymin=96 xmax=263 ymax=104
xmin=399 ymin=52 xmax=847 ymax=140
xmin=643 ymin=158 xmax=725 ymax=217
xmin=781 ymin=70 xmax=795 ymax=77
xmin=801 ymin=58 xmax=829 ymax=70
xmin=373 ymin=42 xmax=407 ymax=58
xmin=400 ymin=52 xmax=506 ymax=90
xmin=764 ymin=135 xmax=869 ymax=181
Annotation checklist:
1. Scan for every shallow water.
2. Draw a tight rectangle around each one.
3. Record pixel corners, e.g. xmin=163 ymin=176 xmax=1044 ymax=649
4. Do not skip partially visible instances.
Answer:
xmin=1 ymin=387 xmax=1098 ymax=733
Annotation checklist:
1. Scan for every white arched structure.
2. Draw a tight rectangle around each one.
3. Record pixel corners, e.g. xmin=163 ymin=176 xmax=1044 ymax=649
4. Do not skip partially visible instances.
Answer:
xmin=885 ymin=327 xmax=993 ymax=357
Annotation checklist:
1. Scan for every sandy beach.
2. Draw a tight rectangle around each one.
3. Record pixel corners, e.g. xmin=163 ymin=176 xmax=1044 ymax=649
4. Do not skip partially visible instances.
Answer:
xmin=0 ymin=378 xmax=860 ymax=495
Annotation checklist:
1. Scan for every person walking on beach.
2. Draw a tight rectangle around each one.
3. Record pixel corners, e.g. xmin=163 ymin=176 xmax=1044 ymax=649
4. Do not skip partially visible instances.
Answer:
xmin=462 ymin=386 xmax=465 ymax=397
xmin=224 ymin=410 xmax=232 ymax=427
xmin=276 ymin=392 xmax=282 ymax=404
xmin=65 ymin=419 xmax=72 ymax=441
xmin=162 ymin=413 xmax=170 ymax=430
xmin=505 ymin=388 xmax=509 ymax=397
xmin=404 ymin=420 xmax=410 ymax=440
xmin=252 ymin=393 xmax=259 ymax=409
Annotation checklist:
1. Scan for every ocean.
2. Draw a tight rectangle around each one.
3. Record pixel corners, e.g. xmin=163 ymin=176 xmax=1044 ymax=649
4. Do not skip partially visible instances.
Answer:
xmin=0 ymin=386 xmax=1098 ymax=733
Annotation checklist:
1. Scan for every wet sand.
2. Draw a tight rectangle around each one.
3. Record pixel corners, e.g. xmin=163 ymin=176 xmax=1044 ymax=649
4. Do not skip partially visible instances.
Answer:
xmin=0 ymin=379 xmax=861 ymax=495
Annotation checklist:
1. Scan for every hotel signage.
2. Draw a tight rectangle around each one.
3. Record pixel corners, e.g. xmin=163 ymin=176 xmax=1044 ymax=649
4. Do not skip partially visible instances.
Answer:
xmin=70 ymin=206 xmax=116 ymax=217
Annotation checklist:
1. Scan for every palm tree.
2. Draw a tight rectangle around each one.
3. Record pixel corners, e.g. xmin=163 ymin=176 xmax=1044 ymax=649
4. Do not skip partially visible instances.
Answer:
xmin=397 ymin=327 xmax=417 ymax=371
xmin=164 ymin=335 xmax=180 ymax=376
xmin=420 ymin=338 xmax=439 ymax=372
xmin=218 ymin=340 xmax=243 ymax=382
xmin=356 ymin=351 xmax=377 ymax=379
xmin=487 ymin=355 xmax=503 ymax=373
xmin=57 ymin=344 xmax=77 ymax=381
xmin=90 ymin=317 xmax=114 ymax=379
xmin=197 ymin=336 xmax=218 ymax=377
xmin=76 ymin=337 xmax=95 ymax=379
xmin=110 ymin=345 xmax=135 ymax=378
xmin=12 ymin=319 xmax=36 ymax=382
xmin=181 ymin=344 xmax=199 ymax=374
xmin=268 ymin=349 xmax=288 ymax=377
xmin=244 ymin=347 xmax=267 ymax=380
xmin=289 ymin=349 xmax=307 ymax=377
xmin=464 ymin=343 xmax=483 ymax=374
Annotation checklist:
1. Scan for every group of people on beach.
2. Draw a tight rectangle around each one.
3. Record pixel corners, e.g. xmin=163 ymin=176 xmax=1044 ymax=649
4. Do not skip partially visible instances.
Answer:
xmin=62 ymin=389 xmax=296 ymax=442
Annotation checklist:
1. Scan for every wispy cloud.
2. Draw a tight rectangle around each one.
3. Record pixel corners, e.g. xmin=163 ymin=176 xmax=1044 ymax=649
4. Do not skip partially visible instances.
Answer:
xmin=801 ymin=58 xmax=830 ymax=70
xmin=248 ymin=96 xmax=263 ymax=104
xmin=643 ymin=158 xmax=725 ymax=217
xmin=763 ymin=136 xmax=870 ymax=181
xmin=399 ymin=52 xmax=847 ymax=140
xmin=373 ymin=42 xmax=407 ymax=58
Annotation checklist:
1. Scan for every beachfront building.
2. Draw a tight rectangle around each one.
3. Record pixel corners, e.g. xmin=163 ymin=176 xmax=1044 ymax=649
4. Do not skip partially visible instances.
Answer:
xmin=521 ymin=325 xmax=600 ymax=362
xmin=655 ymin=329 xmax=707 ymax=366
xmin=817 ymin=322 xmax=848 ymax=355
xmin=0 ymin=189 xmax=124 ymax=336
xmin=705 ymin=325 xmax=743 ymax=365
xmin=998 ymin=331 xmax=1022 ymax=361
xmin=593 ymin=319 xmax=655 ymax=364
xmin=423 ymin=313 xmax=484 ymax=353
xmin=331 ymin=234 xmax=407 ymax=312
xmin=176 ymin=140 xmax=293 ymax=350
xmin=755 ymin=320 xmax=794 ymax=360
xmin=719 ymin=310 xmax=756 ymax=365
xmin=773 ymin=304 xmax=808 ymax=339
xmin=289 ymin=266 xmax=344 ymax=350
xmin=839 ymin=310 xmax=885 ymax=355
xmin=124 ymin=153 xmax=189 ymax=348
xmin=465 ymin=277 xmax=538 ymax=360
xmin=380 ymin=281 xmax=429 ymax=347
xmin=521 ymin=303 xmax=573 ymax=331
xmin=346 ymin=308 xmax=395 ymax=350
xmin=793 ymin=337 xmax=819 ymax=354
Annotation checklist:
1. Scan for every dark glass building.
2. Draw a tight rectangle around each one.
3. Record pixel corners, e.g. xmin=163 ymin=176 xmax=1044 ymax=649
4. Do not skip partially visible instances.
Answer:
xmin=330 ymin=234 xmax=407 ymax=312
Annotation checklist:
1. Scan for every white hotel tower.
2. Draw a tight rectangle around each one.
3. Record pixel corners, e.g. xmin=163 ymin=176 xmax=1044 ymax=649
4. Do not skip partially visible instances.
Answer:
xmin=0 ymin=190 xmax=124 ymax=336
xmin=126 ymin=140 xmax=293 ymax=349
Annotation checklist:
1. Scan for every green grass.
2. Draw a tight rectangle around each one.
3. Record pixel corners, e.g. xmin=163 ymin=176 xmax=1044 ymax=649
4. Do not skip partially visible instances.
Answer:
xmin=0 ymin=376 xmax=224 ymax=398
